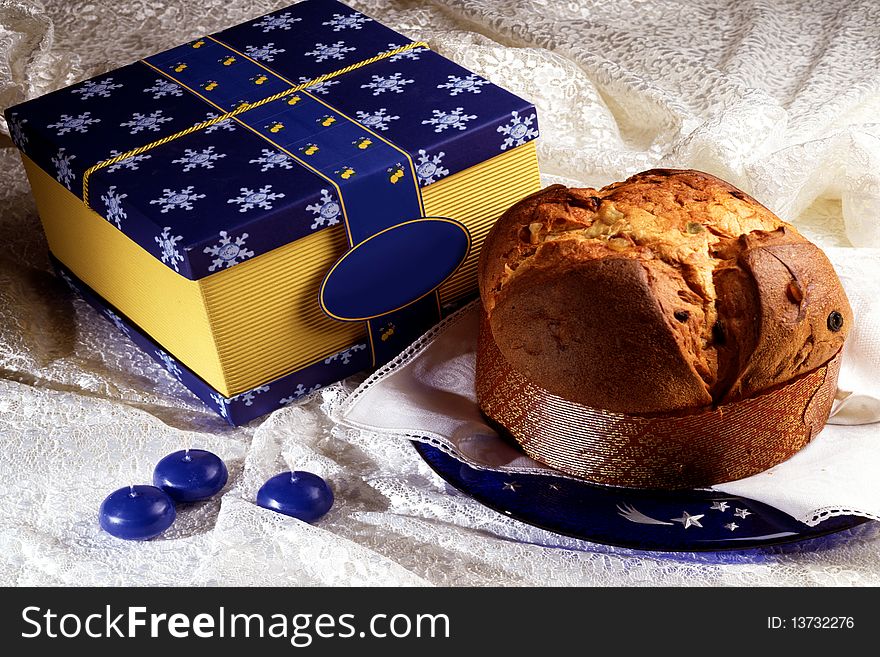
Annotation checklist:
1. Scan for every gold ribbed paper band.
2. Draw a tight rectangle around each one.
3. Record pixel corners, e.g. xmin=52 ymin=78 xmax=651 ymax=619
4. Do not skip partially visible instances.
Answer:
xmin=476 ymin=311 xmax=842 ymax=489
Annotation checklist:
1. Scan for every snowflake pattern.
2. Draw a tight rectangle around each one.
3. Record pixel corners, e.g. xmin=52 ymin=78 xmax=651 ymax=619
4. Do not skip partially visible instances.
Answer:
xmin=322 ymin=12 xmax=372 ymax=31
xmin=324 ymin=343 xmax=367 ymax=366
xmin=249 ymin=148 xmax=293 ymax=172
xmin=280 ymin=383 xmax=322 ymax=405
xmin=72 ymin=77 xmax=123 ymax=100
xmin=234 ymin=385 xmax=270 ymax=407
xmin=305 ymin=41 xmax=356 ymax=63
xmin=354 ymin=108 xmax=399 ymax=132
xmin=210 ymin=392 xmax=232 ymax=420
xmin=253 ymin=11 xmax=301 ymax=33
xmin=172 ymin=146 xmax=225 ymax=172
xmin=227 ymin=185 xmax=285 ymax=212
xmin=155 ymin=227 xmax=185 ymax=272
xmin=120 ymin=110 xmax=172 ymax=134
xmin=437 ymin=74 xmax=489 ymax=96
xmin=143 ymin=78 xmax=183 ymax=99
xmin=387 ymin=42 xmax=427 ymax=62
xmin=415 ymin=149 xmax=450 ymax=186
xmin=47 ymin=112 xmax=100 ymax=135
xmin=51 ymin=148 xmax=76 ymax=189
xmin=244 ymin=43 xmax=286 ymax=62
xmin=8 ymin=113 xmax=27 ymax=150
xmin=150 ymin=186 xmax=205 ymax=213
xmin=360 ymin=73 xmax=414 ymax=96
xmin=101 ymin=185 xmax=128 ymax=228
xmin=102 ymin=308 xmax=131 ymax=337
xmin=421 ymin=107 xmax=477 ymax=133
xmin=204 ymin=112 xmax=237 ymax=133
xmin=306 ymin=189 xmax=342 ymax=230
xmin=203 ymin=231 xmax=255 ymax=271
xmin=106 ymin=150 xmax=152 ymax=172
xmin=156 ymin=349 xmax=183 ymax=381
xmin=298 ymin=76 xmax=339 ymax=95
xmin=497 ymin=110 xmax=539 ymax=150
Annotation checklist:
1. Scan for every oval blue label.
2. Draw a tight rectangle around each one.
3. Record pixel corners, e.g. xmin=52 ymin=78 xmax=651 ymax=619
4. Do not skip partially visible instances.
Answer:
xmin=320 ymin=218 xmax=470 ymax=321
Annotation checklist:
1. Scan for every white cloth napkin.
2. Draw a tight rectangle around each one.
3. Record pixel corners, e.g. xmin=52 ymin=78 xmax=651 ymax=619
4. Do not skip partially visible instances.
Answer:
xmin=335 ymin=247 xmax=880 ymax=527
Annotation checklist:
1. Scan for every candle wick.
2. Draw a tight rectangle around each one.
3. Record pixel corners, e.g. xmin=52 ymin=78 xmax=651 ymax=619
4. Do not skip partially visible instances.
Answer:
xmin=290 ymin=472 xmax=298 ymax=483
xmin=183 ymin=448 xmax=192 ymax=462
xmin=129 ymin=485 xmax=137 ymax=498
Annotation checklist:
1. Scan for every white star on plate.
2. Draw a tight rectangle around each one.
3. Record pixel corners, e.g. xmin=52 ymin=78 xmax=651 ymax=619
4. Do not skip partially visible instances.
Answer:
xmin=710 ymin=501 xmax=730 ymax=512
xmin=724 ymin=522 xmax=739 ymax=531
xmin=548 ymin=484 xmax=560 ymax=491
xmin=502 ymin=482 xmax=519 ymax=492
xmin=671 ymin=511 xmax=704 ymax=529
xmin=734 ymin=508 xmax=752 ymax=519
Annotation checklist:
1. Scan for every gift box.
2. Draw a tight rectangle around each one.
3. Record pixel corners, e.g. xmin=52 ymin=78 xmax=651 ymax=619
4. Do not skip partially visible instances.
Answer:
xmin=5 ymin=0 xmax=541 ymax=424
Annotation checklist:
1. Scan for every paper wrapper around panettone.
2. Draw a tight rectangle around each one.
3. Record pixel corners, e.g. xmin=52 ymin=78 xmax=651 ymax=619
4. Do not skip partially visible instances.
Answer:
xmin=476 ymin=310 xmax=842 ymax=490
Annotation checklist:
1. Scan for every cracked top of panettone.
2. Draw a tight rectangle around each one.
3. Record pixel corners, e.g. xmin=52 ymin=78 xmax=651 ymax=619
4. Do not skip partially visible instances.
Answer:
xmin=478 ymin=169 xmax=852 ymax=414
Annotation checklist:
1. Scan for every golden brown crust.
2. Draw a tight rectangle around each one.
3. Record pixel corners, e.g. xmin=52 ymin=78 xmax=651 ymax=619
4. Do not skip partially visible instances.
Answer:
xmin=478 ymin=169 xmax=852 ymax=414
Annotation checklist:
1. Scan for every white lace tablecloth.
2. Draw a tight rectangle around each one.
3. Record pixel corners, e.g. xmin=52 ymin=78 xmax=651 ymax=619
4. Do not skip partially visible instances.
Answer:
xmin=1 ymin=0 xmax=879 ymax=586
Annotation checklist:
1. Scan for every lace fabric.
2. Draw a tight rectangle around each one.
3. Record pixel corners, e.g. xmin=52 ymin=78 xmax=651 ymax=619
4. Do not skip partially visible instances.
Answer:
xmin=1 ymin=0 xmax=879 ymax=586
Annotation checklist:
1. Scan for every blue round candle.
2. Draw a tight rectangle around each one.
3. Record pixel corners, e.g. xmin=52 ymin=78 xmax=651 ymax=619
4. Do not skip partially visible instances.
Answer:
xmin=99 ymin=485 xmax=176 ymax=540
xmin=153 ymin=449 xmax=228 ymax=503
xmin=256 ymin=471 xmax=334 ymax=523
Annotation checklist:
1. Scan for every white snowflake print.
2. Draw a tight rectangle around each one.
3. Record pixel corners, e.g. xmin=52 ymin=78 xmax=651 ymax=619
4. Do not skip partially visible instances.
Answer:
xmin=203 ymin=231 xmax=255 ymax=271
xmin=306 ymin=189 xmax=342 ymax=230
xmin=72 ymin=77 xmax=123 ymax=100
xmin=101 ymin=185 xmax=128 ymax=228
xmin=305 ymin=41 xmax=355 ymax=63
xmin=120 ymin=110 xmax=172 ymax=134
xmin=156 ymin=349 xmax=183 ymax=381
xmin=204 ymin=112 xmax=237 ymax=133
xmin=143 ymin=78 xmax=183 ymax=99
xmin=155 ymin=227 xmax=185 ymax=272
xmin=172 ymin=146 xmax=225 ymax=172
xmin=354 ymin=108 xmax=399 ymax=132
xmin=497 ymin=110 xmax=539 ymax=150
xmin=360 ymin=73 xmax=414 ymax=96
xmin=437 ymin=74 xmax=489 ymax=96
xmin=387 ymin=42 xmax=427 ymax=62
xmin=422 ymin=107 xmax=477 ymax=133
xmin=47 ymin=112 xmax=100 ymax=136
xmin=244 ymin=42 xmax=285 ymax=62
xmin=249 ymin=148 xmax=293 ymax=172
xmin=324 ymin=343 xmax=367 ymax=366
xmin=150 ymin=186 xmax=205 ymax=213
xmin=322 ymin=12 xmax=372 ymax=31
xmin=106 ymin=150 xmax=152 ymax=173
xmin=280 ymin=383 xmax=321 ymax=405
xmin=102 ymin=308 xmax=131 ymax=337
xmin=8 ymin=113 xmax=27 ymax=150
xmin=253 ymin=11 xmax=301 ymax=33
xmin=210 ymin=392 xmax=232 ymax=420
xmin=234 ymin=385 xmax=269 ymax=407
xmin=415 ymin=149 xmax=450 ymax=186
xmin=298 ymin=76 xmax=339 ymax=95
xmin=227 ymin=185 xmax=285 ymax=213
xmin=51 ymin=148 xmax=76 ymax=189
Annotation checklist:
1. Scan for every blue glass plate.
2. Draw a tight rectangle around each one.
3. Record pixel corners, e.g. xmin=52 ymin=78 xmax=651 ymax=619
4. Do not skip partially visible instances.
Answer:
xmin=413 ymin=442 xmax=868 ymax=552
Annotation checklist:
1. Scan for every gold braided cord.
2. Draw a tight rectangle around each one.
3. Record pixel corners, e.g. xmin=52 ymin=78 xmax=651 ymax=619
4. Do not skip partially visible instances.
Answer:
xmin=81 ymin=41 xmax=430 ymax=206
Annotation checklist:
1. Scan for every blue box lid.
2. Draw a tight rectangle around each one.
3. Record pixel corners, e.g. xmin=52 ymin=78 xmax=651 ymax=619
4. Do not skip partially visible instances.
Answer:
xmin=6 ymin=0 xmax=538 ymax=281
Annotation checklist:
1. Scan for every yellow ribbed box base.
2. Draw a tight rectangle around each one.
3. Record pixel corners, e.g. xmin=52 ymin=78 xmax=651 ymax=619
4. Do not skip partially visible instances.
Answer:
xmin=23 ymin=141 xmax=540 ymax=397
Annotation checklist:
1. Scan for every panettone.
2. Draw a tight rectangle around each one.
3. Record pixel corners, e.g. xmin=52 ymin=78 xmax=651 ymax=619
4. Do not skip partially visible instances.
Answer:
xmin=475 ymin=169 xmax=852 ymax=488
xmin=478 ymin=169 xmax=852 ymax=415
